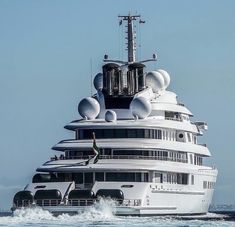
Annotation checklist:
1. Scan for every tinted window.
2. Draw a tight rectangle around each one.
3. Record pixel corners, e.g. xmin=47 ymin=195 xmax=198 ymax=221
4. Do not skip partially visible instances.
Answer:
xmin=143 ymin=173 xmax=149 ymax=182
xmin=95 ymin=172 xmax=104 ymax=181
xmin=32 ymin=174 xmax=57 ymax=183
xmin=84 ymin=173 xmax=93 ymax=183
xmin=136 ymin=129 xmax=144 ymax=138
xmin=79 ymin=128 xmax=163 ymax=140
xmin=127 ymin=129 xmax=136 ymax=138
xmin=106 ymin=172 xmax=135 ymax=182
xmin=135 ymin=173 xmax=141 ymax=182
xmin=113 ymin=150 xmax=142 ymax=156
xmin=115 ymin=129 xmax=126 ymax=138
xmin=73 ymin=173 xmax=83 ymax=184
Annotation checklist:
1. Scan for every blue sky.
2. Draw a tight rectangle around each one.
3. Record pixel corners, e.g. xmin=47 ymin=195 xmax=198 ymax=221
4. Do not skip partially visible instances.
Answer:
xmin=0 ymin=0 xmax=235 ymax=209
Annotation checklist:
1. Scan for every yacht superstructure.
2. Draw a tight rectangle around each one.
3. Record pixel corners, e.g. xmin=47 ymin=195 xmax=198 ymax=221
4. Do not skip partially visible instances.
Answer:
xmin=12 ymin=14 xmax=217 ymax=216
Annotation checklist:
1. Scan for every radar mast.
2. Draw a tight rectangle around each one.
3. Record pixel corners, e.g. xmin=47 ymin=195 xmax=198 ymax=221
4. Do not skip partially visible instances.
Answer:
xmin=104 ymin=14 xmax=156 ymax=65
xmin=118 ymin=14 xmax=141 ymax=63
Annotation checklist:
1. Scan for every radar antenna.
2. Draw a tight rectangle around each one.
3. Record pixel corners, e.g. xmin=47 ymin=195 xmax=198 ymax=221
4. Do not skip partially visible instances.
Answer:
xmin=104 ymin=13 xmax=157 ymax=65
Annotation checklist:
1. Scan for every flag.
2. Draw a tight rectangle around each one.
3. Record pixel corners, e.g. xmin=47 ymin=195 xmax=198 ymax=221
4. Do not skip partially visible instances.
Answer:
xmin=84 ymin=132 xmax=100 ymax=165
xmin=92 ymin=132 xmax=100 ymax=164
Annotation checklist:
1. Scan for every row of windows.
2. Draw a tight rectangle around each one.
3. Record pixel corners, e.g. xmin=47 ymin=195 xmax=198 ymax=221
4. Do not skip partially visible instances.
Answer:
xmin=65 ymin=149 xmax=189 ymax=163
xmin=165 ymin=173 xmax=188 ymax=185
xmin=153 ymin=172 xmax=188 ymax=185
xmin=203 ymin=181 xmax=215 ymax=189
xmin=33 ymin=172 xmax=149 ymax=184
xmin=76 ymin=128 xmax=198 ymax=145
xmin=33 ymin=171 xmax=191 ymax=185
xmin=168 ymin=151 xmax=188 ymax=163
xmin=77 ymin=129 xmax=162 ymax=140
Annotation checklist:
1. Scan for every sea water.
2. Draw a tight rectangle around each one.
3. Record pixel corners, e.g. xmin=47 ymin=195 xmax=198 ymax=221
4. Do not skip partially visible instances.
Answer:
xmin=0 ymin=200 xmax=234 ymax=227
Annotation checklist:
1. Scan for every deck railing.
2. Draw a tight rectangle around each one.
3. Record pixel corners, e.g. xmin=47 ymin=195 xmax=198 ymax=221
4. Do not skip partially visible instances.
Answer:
xmin=52 ymin=155 xmax=188 ymax=163
xmin=165 ymin=117 xmax=182 ymax=122
xmin=13 ymin=199 xmax=142 ymax=208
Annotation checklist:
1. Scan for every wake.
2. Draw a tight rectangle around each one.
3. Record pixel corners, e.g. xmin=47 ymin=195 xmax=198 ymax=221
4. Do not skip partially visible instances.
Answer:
xmin=0 ymin=198 xmax=118 ymax=226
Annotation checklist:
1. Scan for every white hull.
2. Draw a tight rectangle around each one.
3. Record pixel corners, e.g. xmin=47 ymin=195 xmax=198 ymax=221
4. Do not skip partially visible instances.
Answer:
xmin=13 ymin=186 xmax=215 ymax=216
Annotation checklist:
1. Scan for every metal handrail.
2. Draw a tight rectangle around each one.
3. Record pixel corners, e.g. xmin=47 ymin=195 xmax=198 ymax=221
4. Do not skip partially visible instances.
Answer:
xmin=14 ymin=198 xmax=142 ymax=208
xmin=51 ymin=155 xmax=188 ymax=163
xmin=165 ymin=117 xmax=182 ymax=122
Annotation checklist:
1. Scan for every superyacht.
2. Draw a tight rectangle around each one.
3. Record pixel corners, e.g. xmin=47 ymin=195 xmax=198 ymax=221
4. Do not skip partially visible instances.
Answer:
xmin=12 ymin=14 xmax=218 ymax=216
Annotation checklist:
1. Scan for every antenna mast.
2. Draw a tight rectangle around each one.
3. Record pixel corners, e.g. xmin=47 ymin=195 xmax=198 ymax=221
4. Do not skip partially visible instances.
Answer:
xmin=104 ymin=14 xmax=156 ymax=64
xmin=119 ymin=14 xmax=141 ymax=63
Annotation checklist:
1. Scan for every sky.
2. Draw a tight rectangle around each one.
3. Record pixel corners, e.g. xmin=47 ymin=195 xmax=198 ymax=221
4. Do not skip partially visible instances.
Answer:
xmin=0 ymin=0 xmax=235 ymax=210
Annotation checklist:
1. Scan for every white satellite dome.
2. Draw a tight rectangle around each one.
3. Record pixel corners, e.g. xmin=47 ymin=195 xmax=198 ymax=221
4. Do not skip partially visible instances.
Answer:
xmin=105 ymin=110 xmax=117 ymax=122
xmin=93 ymin=73 xmax=103 ymax=90
xmin=157 ymin=69 xmax=170 ymax=89
xmin=78 ymin=97 xmax=100 ymax=120
xmin=130 ymin=97 xmax=152 ymax=119
xmin=145 ymin=71 xmax=165 ymax=92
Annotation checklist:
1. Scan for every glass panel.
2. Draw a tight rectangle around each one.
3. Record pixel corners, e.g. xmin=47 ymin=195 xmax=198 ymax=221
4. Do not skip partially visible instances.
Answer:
xmin=127 ymin=129 xmax=136 ymax=138
xmin=83 ymin=129 xmax=92 ymax=139
xmin=136 ymin=129 xmax=144 ymax=138
xmin=81 ymin=128 xmax=167 ymax=139
xmin=84 ymin=172 xmax=93 ymax=183
xmin=113 ymin=150 xmax=142 ymax=155
xmin=135 ymin=173 xmax=141 ymax=182
xmin=95 ymin=129 xmax=103 ymax=139
xmin=144 ymin=129 xmax=150 ymax=138
xmin=106 ymin=172 xmax=136 ymax=182
xmin=57 ymin=173 xmax=65 ymax=181
xmin=143 ymin=173 xmax=149 ymax=182
xmin=158 ymin=130 xmax=162 ymax=139
xmin=64 ymin=173 xmax=72 ymax=182
xmin=103 ymin=129 xmax=111 ymax=138
xmin=104 ymin=148 xmax=111 ymax=156
xmin=150 ymin=129 xmax=155 ymax=138
xmin=187 ymin=133 xmax=191 ymax=142
xmin=115 ymin=129 xmax=126 ymax=138
xmin=95 ymin=172 xmax=104 ymax=181
xmin=73 ymin=173 xmax=83 ymax=184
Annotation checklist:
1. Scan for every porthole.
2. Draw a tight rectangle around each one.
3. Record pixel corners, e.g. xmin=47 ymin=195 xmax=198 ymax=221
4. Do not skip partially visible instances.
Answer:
xmin=179 ymin=133 xmax=184 ymax=139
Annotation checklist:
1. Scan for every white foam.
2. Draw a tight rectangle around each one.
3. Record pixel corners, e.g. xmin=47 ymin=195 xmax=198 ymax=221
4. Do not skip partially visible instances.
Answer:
xmin=0 ymin=198 xmax=118 ymax=226
xmin=0 ymin=202 xmax=233 ymax=226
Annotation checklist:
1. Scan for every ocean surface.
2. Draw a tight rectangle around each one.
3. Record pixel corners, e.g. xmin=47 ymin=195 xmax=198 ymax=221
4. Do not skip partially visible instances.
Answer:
xmin=0 ymin=201 xmax=235 ymax=227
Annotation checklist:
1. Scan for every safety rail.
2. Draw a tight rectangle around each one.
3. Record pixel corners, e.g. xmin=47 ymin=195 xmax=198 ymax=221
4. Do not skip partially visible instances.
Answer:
xmin=165 ymin=117 xmax=182 ymax=122
xmin=51 ymin=155 xmax=188 ymax=163
xmin=13 ymin=199 xmax=142 ymax=208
